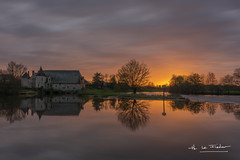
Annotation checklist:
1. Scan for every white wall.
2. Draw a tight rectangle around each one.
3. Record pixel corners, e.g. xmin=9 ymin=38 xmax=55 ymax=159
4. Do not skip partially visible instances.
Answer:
xmin=52 ymin=83 xmax=83 ymax=91
xmin=35 ymin=76 xmax=47 ymax=88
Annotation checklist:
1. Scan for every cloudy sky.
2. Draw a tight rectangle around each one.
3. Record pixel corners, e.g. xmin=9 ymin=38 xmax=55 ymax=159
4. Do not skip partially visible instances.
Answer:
xmin=0 ymin=0 xmax=240 ymax=84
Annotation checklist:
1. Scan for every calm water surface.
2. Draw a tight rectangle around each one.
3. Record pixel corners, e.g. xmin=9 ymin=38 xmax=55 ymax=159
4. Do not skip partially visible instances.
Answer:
xmin=0 ymin=96 xmax=240 ymax=160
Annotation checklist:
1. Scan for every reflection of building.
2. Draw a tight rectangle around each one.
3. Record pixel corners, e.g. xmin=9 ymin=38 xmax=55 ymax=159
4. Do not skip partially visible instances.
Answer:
xmin=20 ymin=96 xmax=88 ymax=119
xmin=21 ymin=67 xmax=85 ymax=91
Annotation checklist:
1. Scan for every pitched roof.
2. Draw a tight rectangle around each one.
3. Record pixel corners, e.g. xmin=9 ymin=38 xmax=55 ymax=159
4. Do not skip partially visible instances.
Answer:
xmin=44 ymin=70 xmax=82 ymax=84
xmin=22 ymin=72 xmax=30 ymax=78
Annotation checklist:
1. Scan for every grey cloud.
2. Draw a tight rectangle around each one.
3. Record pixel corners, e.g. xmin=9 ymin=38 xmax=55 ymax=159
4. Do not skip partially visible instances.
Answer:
xmin=0 ymin=0 xmax=240 ymax=81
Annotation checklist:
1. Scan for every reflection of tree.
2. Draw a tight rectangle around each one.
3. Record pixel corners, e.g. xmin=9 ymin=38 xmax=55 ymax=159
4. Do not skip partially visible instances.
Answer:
xmin=221 ymin=103 xmax=240 ymax=120
xmin=205 ymin=103 xmax=218 ymax=116
xmin=185 ymin=102 xmax=205 ymax=114
xmin=169 ymin=101 xmax=186 ymax=111
xmin=92 ymin=98 xmax=104 ymax=111
xmin=116 ymin=99 xmax=150 ymax=131
xmin=220 ymin=103 xmax=235 ymax=113
xmin=109 ymin=99 xmax=117 ymax=109
xmin=0 ymin=97 xmax=25 ymax=123
xmin=92 ymin=98 xmax=117 ymax=111
xmin=0 ymin=109 xmax=26 ymax=123
xmin=170 ymin=101 xmax=205 ymax=114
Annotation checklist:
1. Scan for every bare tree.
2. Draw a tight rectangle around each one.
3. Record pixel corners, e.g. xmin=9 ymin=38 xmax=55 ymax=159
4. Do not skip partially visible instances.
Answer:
xmin=206 ymin=72 xmax=217 ymax=85
xmin=117 ymin=59 xmax=150 ymax=93
xmin=7 ymin=61 xmax=27 ymax=78
xmin=220 ymin=74 xmax=234 ymax=85
xmin=233 ymin=68 xmax=240 ymax=85
xmin=200 ymin=74 xmax=205 ymax=84
xmin=233 ymin=68 xmax=240 ymax=79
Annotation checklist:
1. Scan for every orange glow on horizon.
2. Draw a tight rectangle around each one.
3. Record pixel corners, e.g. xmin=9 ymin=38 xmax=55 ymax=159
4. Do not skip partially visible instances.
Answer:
xmin=155 ymin=81 xmax=170 ymax=86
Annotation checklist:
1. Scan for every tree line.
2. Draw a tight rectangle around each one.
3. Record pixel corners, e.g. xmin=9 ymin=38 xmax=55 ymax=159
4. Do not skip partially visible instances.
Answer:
xmin=89 ymin=59 xmax=154 ymax=93
xmin=169 ymin=68 xmax=240 ymax=94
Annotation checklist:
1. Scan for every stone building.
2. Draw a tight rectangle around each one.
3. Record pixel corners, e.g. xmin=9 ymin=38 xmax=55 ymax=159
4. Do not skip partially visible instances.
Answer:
xmin=21 ymin=67 xmax=85 ymax=91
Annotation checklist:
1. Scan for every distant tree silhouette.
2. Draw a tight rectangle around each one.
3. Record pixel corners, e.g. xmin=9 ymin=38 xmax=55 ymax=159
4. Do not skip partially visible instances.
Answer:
xmin=7 ymin=61 xmax=27 ymax=78
xmin=187 ymin=73 xmax=202 ymax=85
xmin=233 ymin=68 xmax=240 ymax=85
xmin=92 ymin=72 xmax=104 ymax=89
xmin=109 ymin=74 xmax=117 ymax=89
xmin=220 ymin=74 xmax=234 ymax=85
xmin=206 ymin=72 xmax=217 ymax=85
xmin=117 ymin=59 xmax=150 ymax=93
xmin=170 ymin=75 xmax=184 ymax=86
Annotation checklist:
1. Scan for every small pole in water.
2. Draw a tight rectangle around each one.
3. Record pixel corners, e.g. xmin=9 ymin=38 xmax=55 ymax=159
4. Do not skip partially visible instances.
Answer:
xmin=162 ymin=98 xmax=166 ymax=116
xmin=162 ymin=85 xmax=166 ymax=98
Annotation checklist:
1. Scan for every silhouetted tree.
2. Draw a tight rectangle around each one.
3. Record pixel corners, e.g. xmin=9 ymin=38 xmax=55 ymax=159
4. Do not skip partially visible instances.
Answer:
xmin=220 ymin=74 xmax=234 ymax=85
xmin=206 ymin=72 xmax=217 ymax=85
xmin=7 ymin=61 xmax=27 ymax=78
xmin=117 ymin=59 xmax=150 ymax=93
xmin=92 ymin=72 xmax=104 ymax=89
xmin=187 ymin=73 xmax=202 ymax=85
xmin=233 ymin=68 xmax=240 ymax=85
xmin=109 ymin=74 xmax=117 ymax=89
xmin=170 ymin=75 xmax=184 ymax=86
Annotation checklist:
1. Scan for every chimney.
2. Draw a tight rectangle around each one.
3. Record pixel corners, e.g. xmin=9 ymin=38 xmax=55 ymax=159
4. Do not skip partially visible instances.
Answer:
xmin=32 ymin=70 xmax=35 ymax=76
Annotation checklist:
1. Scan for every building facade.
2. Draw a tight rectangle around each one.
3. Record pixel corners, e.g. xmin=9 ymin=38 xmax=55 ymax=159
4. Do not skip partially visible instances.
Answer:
xmin=21 ymin=67 xmax=85 ymax=91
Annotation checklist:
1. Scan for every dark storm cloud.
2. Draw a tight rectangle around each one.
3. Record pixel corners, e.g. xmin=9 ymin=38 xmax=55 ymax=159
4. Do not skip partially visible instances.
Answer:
xmin=0 ymin=0 xmax=240 ymax=81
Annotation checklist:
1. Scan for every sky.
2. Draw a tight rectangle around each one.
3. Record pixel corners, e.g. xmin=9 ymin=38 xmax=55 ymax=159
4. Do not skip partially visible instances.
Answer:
xmin=0 ymin=0 xmax=240 ymax=85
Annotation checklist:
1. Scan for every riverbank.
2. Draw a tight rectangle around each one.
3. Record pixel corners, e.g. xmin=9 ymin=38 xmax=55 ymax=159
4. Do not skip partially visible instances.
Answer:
xmin=17 ymin=89 xmax=186 ymax=101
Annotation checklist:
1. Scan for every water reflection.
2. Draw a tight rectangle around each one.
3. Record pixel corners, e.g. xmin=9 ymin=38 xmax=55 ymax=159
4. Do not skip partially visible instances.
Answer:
xmin=169 ymin=101 xmax=240 ymax=120
xmin=1 ymin=96 xmax=240 ymax=129
xmin=92 ymin=98 xmax=116 ymax=111
xmin=116 ymin=99 xmax=150 ymax=131
xmin=221 ymin=103 xmax=240 ymax=120
xmin=0 ymin=97 xmax=25 ymax=123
